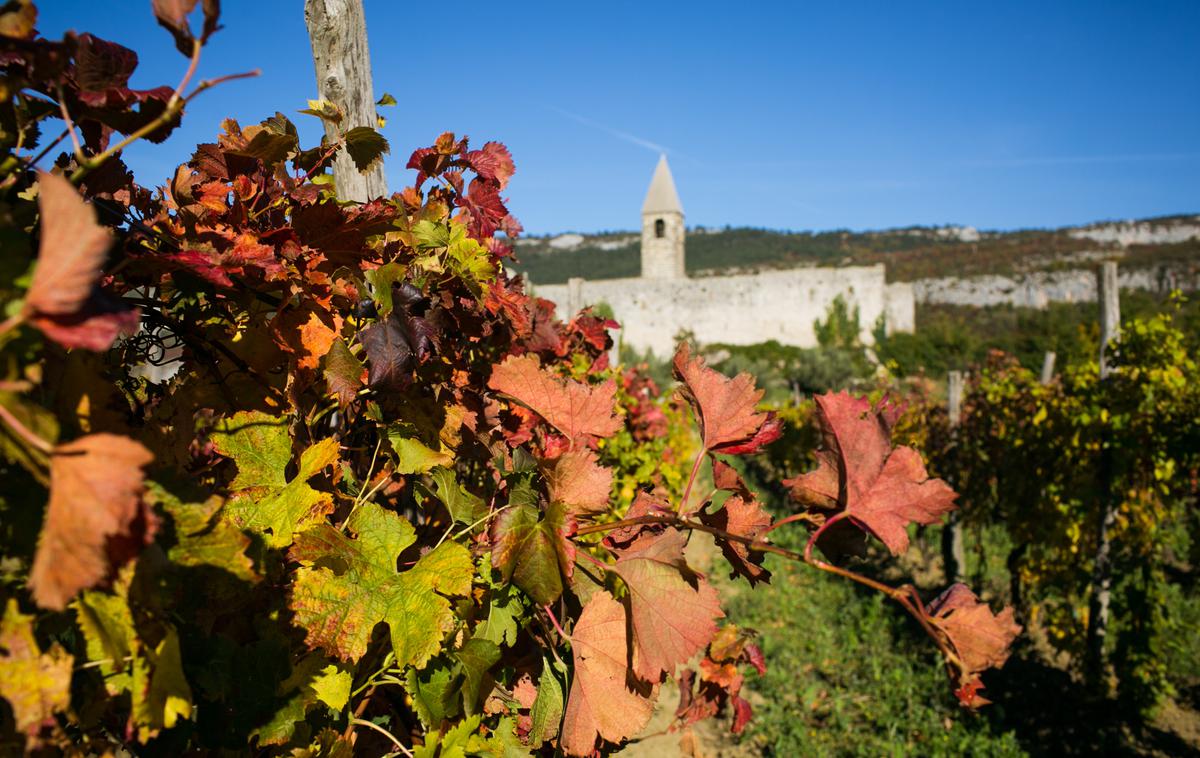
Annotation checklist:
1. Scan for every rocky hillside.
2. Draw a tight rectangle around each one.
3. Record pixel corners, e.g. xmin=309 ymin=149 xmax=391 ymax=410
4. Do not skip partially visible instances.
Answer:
xmin=514 ymin=216 xmax=1200 ymax=306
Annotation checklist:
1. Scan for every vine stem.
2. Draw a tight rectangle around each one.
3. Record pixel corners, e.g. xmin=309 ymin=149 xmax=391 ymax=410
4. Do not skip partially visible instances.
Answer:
xmin=0 ymin=313 xmax=23 ymax=340
xmin=349 ymin=718 xmax=412 ymax=757
xmin=64 ymin=37 xmax=260 ymax=184
xmin=0 ymin=401 xmax=53 ymax=454
xmin=542 ymin=603 xmax=571 ymax=642
xmin=677 ymin=448 xmax=706 ymax=515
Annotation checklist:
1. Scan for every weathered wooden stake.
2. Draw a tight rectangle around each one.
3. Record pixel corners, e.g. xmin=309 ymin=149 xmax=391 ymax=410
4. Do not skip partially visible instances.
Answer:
xmin=1086 ymin=261 xmax=1120 ymax=685
xmin=1040 ymin=351 xmax=1056 ymax=385
xmin=942 ymin=370 xmax=966 ymax=585
xmin=305 ymin=0 xmax=387 ymax=203
xmin=1097 ymin=261 xmax=1120 ymax=379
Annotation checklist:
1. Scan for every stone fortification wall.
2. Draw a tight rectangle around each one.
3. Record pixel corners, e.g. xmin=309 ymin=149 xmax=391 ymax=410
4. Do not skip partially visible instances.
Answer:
xmin=912 ymin=264 xmax=1200 ymax=308
xmin=534 ymin=265 xmax=911 ymax=357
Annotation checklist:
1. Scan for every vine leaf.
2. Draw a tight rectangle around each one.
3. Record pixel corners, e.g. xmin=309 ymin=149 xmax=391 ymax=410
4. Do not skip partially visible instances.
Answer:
xmin=130 ymin=625 xmax=194 ymax=741
xmin=25 ymin=172 xmax=139 ymax=351
xmin=529 ymin=658 xmax=564 ymax=749
xmin=561 ymin=591 xmax=657 ymax=756
xmin=344 ymin=126 xmax=390 ymax=173
xmin=541 ymin=449 xmax=613 ymax=515
xmin=27 ymin=172 xmax=111 ymax=317
xmin=288 ymin=501 xmax=473 ymax=668
xmin=699 ymin=495 xmax=772 ymax=586
xmin=28 ymin=433 xmax=155 ymax=610
xmin=155 ymin=486 xmax=256 ymax=583
xmin=464 ymin=142 xmax=515 ymax=189
xmin=322 ymin=337 xmax=364 ymax=406
xmin=490 ymin=501 xmax=574 ymax=605
xmin=0 ymin=599 xmax=73 ymax=744
xmin=252 ymin=655 xmax=351 ymax=745
xmin=488 ymin=354 xmax=621 ymax=445
xmin=611 ymin=529 xmax=724 ymax=682
xmin=672 ymin=343 xmax=781 ymax=454
xmin=785 ymin=391 xmax=957 ymax=555
xmin=151 ymin=0 xmax=221 ymax=55
xmin=212 ymin=412 xmax=338 ymax=549
xmin=925 ymin=583 xmax=1022 ymax=708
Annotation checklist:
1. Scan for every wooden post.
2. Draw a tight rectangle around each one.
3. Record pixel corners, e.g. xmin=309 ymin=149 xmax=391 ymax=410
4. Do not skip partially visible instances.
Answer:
xmin=942 ymin=370 xmax=966 ymax=585
xmin=1086 ymin=261 xmax=1120 ymax=685
xmin=1097 ymin=262 xmax=1120 ymax=379
xmin=1040 ymin=351 xmax=1056 ymax=385
xmin=305 ymin=0 xmax=387 ymax=203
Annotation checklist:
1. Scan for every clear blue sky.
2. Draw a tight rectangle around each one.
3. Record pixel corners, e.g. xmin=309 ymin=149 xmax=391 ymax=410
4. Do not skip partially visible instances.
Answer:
xmin=39 ymin=1 xmax=1200 ymax=235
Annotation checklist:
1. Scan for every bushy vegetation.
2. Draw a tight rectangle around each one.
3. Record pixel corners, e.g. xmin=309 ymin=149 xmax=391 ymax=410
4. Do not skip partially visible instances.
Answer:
xmin=876 ymin=291 xmax=1200 ymax=377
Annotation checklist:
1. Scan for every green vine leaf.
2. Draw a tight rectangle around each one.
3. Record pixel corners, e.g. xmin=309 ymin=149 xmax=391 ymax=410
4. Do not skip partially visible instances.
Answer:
xmin=288 ymin=501 xmax=473 ymax=668
xmin=0 ymin=599 xmax=73 ymax=744
xmin=212 ymin=412 xmax=339 ymax=548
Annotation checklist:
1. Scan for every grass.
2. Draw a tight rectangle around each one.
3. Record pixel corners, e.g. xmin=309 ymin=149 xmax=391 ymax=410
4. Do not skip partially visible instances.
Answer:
xmin=718 ymin=526 xmax=1025 ymax=757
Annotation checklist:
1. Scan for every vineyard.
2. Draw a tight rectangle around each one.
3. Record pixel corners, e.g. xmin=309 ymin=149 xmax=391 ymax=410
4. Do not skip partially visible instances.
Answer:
xmin=0 ymin=3 xmax=1197 ymax=758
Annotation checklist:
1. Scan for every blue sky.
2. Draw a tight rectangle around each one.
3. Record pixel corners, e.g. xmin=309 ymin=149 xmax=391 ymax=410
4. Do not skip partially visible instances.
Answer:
xmin=39 ymin=1 xmax=1200 ymax=235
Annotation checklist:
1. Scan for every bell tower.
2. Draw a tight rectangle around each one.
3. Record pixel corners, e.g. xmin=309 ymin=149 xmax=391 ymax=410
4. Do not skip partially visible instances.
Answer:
xmin=640 ymin=155 xmax=685 ymax=278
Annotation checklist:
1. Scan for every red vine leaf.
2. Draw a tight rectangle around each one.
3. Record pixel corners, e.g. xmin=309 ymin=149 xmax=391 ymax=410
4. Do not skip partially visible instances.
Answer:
xmin=785 ymin=391 xmax=957 ymax=555
xmin=699 ymin=495 xmax=772 ymax=586
xmin=561 ymin=591 xmax=657 ymax=756
xmin=464 ymin=142 xmax=515 ymax=189
xmin=29 ymin=434 xmax=155 ymax=610
xmin=672 ymin=343 xmax=781 ymax=455
xmin=541 ymin=449 xmax=612 ymax=515
xmin=710 ymin=458 xmax=753 ymax=500
xmin=612 ymin=529 xmax=724 ymax=681
xmin=488 ymin=354 xmax=620 ymax=445
xmin=925 ymin=583 xmax=1021 ymax=708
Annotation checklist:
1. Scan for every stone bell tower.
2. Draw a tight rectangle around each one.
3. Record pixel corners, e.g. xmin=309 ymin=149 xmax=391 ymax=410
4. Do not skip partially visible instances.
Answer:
xmin=640 ymin=154 xmax=685 ymax=278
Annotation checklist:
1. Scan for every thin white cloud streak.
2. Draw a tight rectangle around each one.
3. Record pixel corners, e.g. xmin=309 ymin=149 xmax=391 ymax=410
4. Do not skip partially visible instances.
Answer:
xmin=963 ymin=152 xmax=1200 ymax=168
xmin=548 ymin=106 xmax=668 ymax=154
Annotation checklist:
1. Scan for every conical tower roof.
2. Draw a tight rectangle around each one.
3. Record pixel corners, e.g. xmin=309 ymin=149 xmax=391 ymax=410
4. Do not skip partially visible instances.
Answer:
xmin=641 ymin=154 xmax=683 ymax=215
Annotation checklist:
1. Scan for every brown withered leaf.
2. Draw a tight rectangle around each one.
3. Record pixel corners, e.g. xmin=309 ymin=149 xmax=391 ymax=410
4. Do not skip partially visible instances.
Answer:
xmin=925 ymin=583 xmax=1021 ymax=708
xmin=26 ymin=172 xmax=112 ymax=318
xmin=488 ymin=354 xmax=620 ymax=445
xmin=28 ymin=434 xmax=155 ymax=610
xmin=699 ymin=495 xmax=772 ymax=586
xmin=561 ymin=591 xmax=657 ymax=756
xmin=672 ymin=343 xmax=781 ymax=455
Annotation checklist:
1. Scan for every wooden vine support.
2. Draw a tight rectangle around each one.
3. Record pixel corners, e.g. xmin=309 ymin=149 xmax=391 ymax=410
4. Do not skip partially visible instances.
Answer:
xmin=304 ymin=0 xmax=388 ymax=203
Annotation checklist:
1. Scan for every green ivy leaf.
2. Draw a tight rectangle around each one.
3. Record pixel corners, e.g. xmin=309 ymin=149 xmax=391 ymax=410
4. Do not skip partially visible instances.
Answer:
xmin=289 ymin=502 xmax=472 ymax=668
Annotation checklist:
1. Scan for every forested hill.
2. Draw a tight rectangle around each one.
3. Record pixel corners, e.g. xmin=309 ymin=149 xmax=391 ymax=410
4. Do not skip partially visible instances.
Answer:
xmin=512 ymin=215 xmax=1200 ymax=284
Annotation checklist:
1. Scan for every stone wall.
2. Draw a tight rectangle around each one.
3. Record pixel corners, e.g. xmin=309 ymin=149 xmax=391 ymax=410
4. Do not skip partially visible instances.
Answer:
xmin=534 ymin=265 xmax=910 ymax=357
xmin=912 ymin=263 xmax=1200 ymax=308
